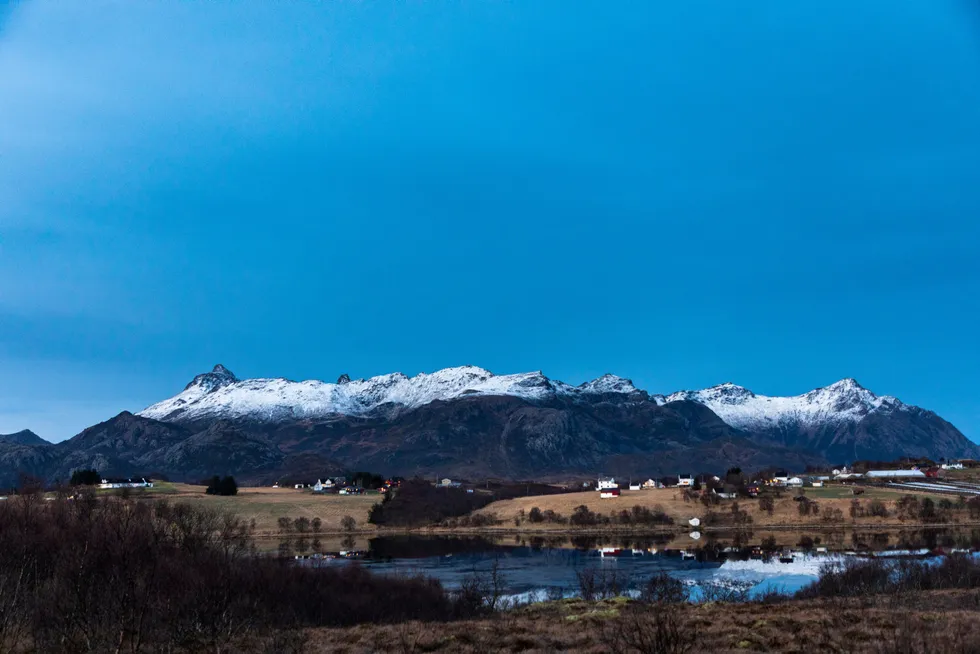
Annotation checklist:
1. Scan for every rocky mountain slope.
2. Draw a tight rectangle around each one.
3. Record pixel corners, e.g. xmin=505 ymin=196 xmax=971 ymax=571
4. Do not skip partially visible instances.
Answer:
xmin=1 ymin=365 xmax=975 ymax=486
xmin=0 ymin=429 xmax=50 ymax=447
xmin=666 ymin=379 xmax=978 ymax=463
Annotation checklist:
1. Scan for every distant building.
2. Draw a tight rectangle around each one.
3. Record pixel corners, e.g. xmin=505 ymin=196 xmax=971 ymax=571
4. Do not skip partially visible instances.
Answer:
xmin=676 ymin=475 xmax=694 ymax=488
xmin=99 ymin=478 xmax=153 ymax=490
xmin=629 ymin=483 xmax=641 ymax=491
xmin=942 ymin=463 xmax=965 ymax=470
xmin=313 ymin=479 xmax=335 ymax=492
xmin=597 ymin=478 xmax=619 ymax=491
xmin=864 ymin=469 xmax=926 ymax=479
xmin=600 ymin=488 xmax=621 ymax=499
xmin=786 ymin=477 xmax=804 ymax=487
xmin=641 ymin=479 xmax=659 ymax=489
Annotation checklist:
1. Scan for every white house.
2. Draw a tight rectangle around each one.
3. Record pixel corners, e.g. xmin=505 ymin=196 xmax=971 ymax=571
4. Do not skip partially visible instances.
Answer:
xmin=600 ymin=488 xmax=621 ymax=499
xmin=629 ymin=483 xmax=641 ymax=491
xmin=786 ymin=477 xmax=804 ymax=487
xmin=865 ymin=469 xmax=926 ymax=479
xmin=597 ymin=477 xmax=619 ymax=491
xmin=942 ymin=463 xmax=965 ymax=470
xmin=313 ymin=479 xmax=335 ymax=492
xmin=641 ymin=479 xmax=659 ymax=489
xmin=99 ymin=478 xmax=153 ymax=490
xmin=676 ymin=475 xmax=694 ymax=487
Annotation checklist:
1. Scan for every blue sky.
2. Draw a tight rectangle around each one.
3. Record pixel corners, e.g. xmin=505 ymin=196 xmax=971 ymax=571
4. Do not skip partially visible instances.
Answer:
xmin=1 ymin=1 xmax=978 ymax=442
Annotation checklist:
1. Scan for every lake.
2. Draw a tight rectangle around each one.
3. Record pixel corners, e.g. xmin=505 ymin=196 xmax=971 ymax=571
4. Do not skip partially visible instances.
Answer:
xmin=290 ymin=527 xmax=980 ymax=601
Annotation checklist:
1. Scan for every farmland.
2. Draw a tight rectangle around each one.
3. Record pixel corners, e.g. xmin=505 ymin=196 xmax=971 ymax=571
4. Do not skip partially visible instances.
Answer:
xmin=473 ymin=484 xmax=954 ymax=531
xmin=134 ymin=483 xmax=380 ymax=535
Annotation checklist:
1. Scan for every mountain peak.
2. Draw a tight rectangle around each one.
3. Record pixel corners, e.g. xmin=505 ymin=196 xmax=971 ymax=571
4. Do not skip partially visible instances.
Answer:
xmin=0 ymin=429 xmax=50 ymax=446
xmin=579 ymin=374 xmax=638 ymax=394
xmin=184 ymin=364 xmax=239 ymax=392
xmin=823 ymin=378 xmax=866 ymax=393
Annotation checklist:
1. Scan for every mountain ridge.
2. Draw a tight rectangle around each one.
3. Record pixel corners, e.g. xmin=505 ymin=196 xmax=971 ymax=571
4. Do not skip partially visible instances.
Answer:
xmin=1 ymin=364 xmax=975 ymax=487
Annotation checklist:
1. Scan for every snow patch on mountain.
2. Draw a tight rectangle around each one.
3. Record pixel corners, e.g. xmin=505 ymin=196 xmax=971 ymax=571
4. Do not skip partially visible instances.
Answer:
xmin=139 ymin=365 xmax=641 ymax=424
xmin=666 ymin=378 xmax=908 ymax=431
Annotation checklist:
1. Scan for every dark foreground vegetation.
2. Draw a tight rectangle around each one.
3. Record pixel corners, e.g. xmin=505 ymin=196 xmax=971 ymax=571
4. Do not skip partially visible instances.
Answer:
xmin=368 ymin=479 xmax=499 ymax=527
xmin=0 ymin=493 xmax=489 ymax=653
xmin=8 ymin=486 xmax=980 ymax=653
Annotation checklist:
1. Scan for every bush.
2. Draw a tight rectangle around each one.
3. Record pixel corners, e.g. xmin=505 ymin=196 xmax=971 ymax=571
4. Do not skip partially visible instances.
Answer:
xmin=759 ymin=496 xmax=775 ymax=516
xmin=294 ymin=516 xmax=311 ymax=533
xmin=368 ymin=479 xmax=494 ymax=527
xmin=69 ymin=469 xmax=100 ymax=486
xmin=0 ymin=496 xmax=484 ymax=653
xmin=640 ymin=572 xmax=688 ymax=604
xmin=797 ymin=555 xmax=980 ymax=600
xmin=528 ymin=507 xmax=544 ymax=523
xmin=205 ymin=475 xmax=238 ymax=496
xmin=576 ymin=567 xmax=622 ymax=601
xmin=569 ymin=505 xmax=600 ymax=526
xmin=868 ymin=499 xmax=889 ymax=518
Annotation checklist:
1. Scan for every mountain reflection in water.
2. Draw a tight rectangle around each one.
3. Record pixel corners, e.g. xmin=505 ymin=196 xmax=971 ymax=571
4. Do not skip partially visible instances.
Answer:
xmin=289 ymin=528 xmax=980 ymax=601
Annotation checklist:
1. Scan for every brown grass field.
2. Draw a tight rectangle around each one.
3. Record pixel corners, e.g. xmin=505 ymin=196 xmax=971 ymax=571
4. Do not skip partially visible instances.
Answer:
xmin=300 ymin=590 xmax=980 ymax=653
xmin=123 ymin=481 xmax=964 ymax=539
xmin=474 ymin=484 xmax=953 ymax=531
xmin=131 ymin=483 xmax=381 ymax=535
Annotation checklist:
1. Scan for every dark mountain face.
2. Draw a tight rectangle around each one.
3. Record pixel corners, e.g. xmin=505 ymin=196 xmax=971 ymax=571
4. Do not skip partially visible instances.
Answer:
xmin=4 ymin=394 xmax=822 ymax=485
xmin=2 ymin=371 xmax=975 ymax=485
xmin=771 ymin=407 xmax=980 ymax=465
xmin=0 ymin=442 xmax=58 ymax=488
xmin=0 ymin=429 xmax=50 ymax=447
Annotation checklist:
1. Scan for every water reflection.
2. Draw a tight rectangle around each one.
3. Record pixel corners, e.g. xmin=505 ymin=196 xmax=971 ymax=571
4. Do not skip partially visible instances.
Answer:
xmin=285 ymin=528 xmax=980 ymax=601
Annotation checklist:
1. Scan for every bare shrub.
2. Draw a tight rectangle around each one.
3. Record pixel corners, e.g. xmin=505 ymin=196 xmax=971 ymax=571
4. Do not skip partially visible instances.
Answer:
xmin=576 ymin=567 xmax=622 ymax=601
xmin=601 ymin=603 xmax=696 ymax=654
xmin=640 ymin=573 xmax=688 ymax=604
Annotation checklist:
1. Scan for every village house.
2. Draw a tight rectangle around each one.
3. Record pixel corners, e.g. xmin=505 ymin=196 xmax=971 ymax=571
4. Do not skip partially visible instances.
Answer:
xmin=676 ymin=474 xmax=694 ymax=488
xmin=641 ymin=478 xmax=659 ymax=489
xmin=865 ymin=469 xmax=926 ymax=479
xmin=99 ymin=478 xmax=153 ymax=490
xmin=770 ymin=471 xmax=789 ymax=486
xmin=942 ymin=462 xmax=965 ymax=470
xmin=312 ymin=479 xmax=335 ymax=493
xmin=597 ymin=477 xmax=619 ymax=491
xmin=600 ymin=488 xmax=621 ymax=499
xmin=628 ymin=482 xmax=641 ymax=491
xmin=786 ymin=476 xmax=804 ymax=487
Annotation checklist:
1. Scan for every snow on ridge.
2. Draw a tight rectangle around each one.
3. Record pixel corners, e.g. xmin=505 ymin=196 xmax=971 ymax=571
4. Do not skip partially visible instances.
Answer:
xmin=139 ymin=364 xmax=914 ymax=429
xmin=665 ymin=378 xmax=906 ymax=430
xmin=138 ymin=365 xmax=640 ymax=424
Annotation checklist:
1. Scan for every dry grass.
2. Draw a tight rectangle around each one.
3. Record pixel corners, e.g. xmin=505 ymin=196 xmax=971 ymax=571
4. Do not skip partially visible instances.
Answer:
xmin=300 ymin=591 xmax=980 ymax=653
xmin=474 ymin=485 xmax=948 ymax=531
xmin=140 ymin=483 xmax=380 ymax=535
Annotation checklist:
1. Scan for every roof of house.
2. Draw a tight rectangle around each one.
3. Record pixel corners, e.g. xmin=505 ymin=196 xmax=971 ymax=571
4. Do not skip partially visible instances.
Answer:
xmin=865 ymin=469 xmax=927 ymax=478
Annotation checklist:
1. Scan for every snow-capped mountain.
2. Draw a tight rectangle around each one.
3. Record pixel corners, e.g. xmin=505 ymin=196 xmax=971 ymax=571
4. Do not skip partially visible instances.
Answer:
xmin=139 ymin=365 xmax=642 ymax=424
xmin=665 ymin=378 xmax=907 ymax=432
xmin=4 ymin=364 xmax=976 ymax=486
xmin=666 ymin=378 xmax=976 ymax=463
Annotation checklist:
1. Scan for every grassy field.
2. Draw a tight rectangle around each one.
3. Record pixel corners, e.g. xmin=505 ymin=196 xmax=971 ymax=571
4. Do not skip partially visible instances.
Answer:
xmin=302 ymin=590 xmax=980 ymax=653
xmin=474 ymin=484 xmax=948 ymax=530
xmin=133 ymin=483 xmax=381 ymax=535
